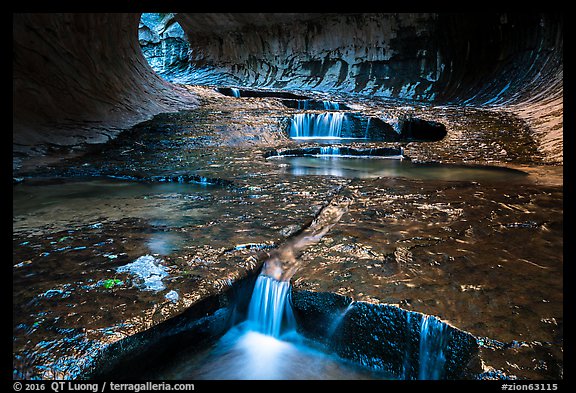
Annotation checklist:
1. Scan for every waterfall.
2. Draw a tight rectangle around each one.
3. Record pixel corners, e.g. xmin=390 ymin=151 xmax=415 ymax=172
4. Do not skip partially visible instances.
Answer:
xmin=246 ymin=196 xmax=351 ymax=338
xmin=364 ymin=117 xmax=371 ymax=139
xmin=418 ymin=315 xmax=448 ymax=380
xmin=231 ymin=88 xmax=241 ymax=98
xmin=401 ymin=312 xmax=413 ymax=379
xmin=327 ymin=301 xmax=355 ymax=338
xmin=247 ymin=275 xmax=296 ymax=338
xmin=289 ymin=113 xmax=345 ymax=139
xmin=297 ymin=100 xmax=310 ymax=109
xmin=323 ymin=101 xmax=340 ymax=110
xmin=318 ymin=146 xmax=341 ymax=156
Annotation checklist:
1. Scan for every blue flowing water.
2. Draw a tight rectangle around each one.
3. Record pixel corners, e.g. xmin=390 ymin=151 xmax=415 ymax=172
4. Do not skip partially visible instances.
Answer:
xmin=318 ymin=146 xmax=341 ymax=156
xmin=323 ymin=101 xmax=340 ymax=110
xmin=231 ymin=88 xmax=241 ymax=98
xmin=364 ymin=117 xmax=371 ymax=139
xmin=327 ymin=301 xmax=355 ymax=338
xmin=419 ymin=315 xmax=448 ymax=380
xmin=290 ymin=113 xmax=346 ymax=139
xmin=294 ymin=100 xmax=339 ymax=110
xmin=247 ymin=275 xmax=296 ymax=337
xmin=401 ymin=312 xmax=413 ymax=379
xmin=297 ymin=100 xmax=310 ymax=109
xmin=158 ymin=275 xmax=390 ymax=379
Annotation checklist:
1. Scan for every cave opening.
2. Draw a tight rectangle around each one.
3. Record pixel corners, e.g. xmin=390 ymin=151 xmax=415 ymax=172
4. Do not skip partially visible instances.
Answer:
xmin=138 ymin=13 xmax=192 ymax=84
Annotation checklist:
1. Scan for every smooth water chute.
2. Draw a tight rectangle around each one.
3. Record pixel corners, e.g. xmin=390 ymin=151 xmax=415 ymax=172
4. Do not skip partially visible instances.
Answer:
xmin=289 ymin=113 xmax=345 ymax=139
xmin=246 ymin=196 xmax=350 ymax=338
xmin=418 ymin=315 xmax=448 ymax=380
xmin=247 ymin=275 xmax=296 ymax=338
xmin=231 ymin=88 xmax=241 ymax=98
xmin=327 ymin=301 xmax=355 ymax=338
xmin=401 ymin=312 xmax=413 ymax=379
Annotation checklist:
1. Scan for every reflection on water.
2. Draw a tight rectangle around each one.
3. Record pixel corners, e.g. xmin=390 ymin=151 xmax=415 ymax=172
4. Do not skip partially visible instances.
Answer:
xmin=155 ymin=322 xmax=391 ymax=380
xmin=13 ymin=88 xmax=563 ymax=380
xmin=146 ymin=232 xmax=187 ymax=256
xmin=276 ymin=156 xmax=530 ymax=182
xmin=12 ymin=178 xmax=215 ymax=233
xmin=291 ymin=137 xmax=369 ymax=144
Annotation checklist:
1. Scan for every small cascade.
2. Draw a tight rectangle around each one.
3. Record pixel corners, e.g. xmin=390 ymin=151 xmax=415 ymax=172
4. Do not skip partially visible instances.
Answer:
xmin=297 ymin=100 xmax=310 ymax=109
xmin=364 ymin=117 xmax=371 ymax=139
xmin=247 ymin=275 xmax=296 ymax=338
xmin=197 ymin=176 xmax=211 ymax=185
xmin=391 ymin=119 xmax=402 ymax=135
xmin=284 ymin=99 xmax=346 ymax=110
xmin=418 ymin=315 xmax=448 ymax=380
xmin=318 ymin=146 xmax=341 ymax=156
xmin=323 ymin=101 xmax=340 ymax=110
xmin=289 ymin=113 xmax=346 ymax=139
xmin=327 ymin=301 xmax=355 ymax=338
xmin=401 ymin=312 xmax=413 ymax=379
xmin=231 ymin=88 xmax=241 ymax=98
xmin=245 ymin=195 xmax=351 ymax=338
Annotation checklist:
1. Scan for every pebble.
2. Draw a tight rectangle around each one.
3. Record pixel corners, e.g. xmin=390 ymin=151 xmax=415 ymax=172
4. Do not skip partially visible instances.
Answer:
xmin=165 ymin=290 xmax=179 ymax=303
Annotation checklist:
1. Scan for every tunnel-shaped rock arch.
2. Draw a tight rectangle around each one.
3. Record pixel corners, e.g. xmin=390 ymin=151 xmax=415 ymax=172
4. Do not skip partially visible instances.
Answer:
xmin=12 ymin=12 xmax=564 ymax=381
xmin=13 ymin=12 xmax=563 ymax=172
xmin=13 ymin=13 xmax=198 ymax=171
xmin=172 ymin=12 xmax=563 ymax=161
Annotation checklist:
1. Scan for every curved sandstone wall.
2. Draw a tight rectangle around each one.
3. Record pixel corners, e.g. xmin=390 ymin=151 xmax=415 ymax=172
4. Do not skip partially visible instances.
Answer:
xmin=13 ymin=13 xmax=563 ymax=168
xmin=175 ymin=12 xmax=562 ymax=162
xmin=13 ymin=13 xmax=198 ymax=170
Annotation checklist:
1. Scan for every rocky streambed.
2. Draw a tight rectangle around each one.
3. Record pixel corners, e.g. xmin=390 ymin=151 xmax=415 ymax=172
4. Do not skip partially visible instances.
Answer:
xmin=13 ymin=85 xmax=562 ymax=380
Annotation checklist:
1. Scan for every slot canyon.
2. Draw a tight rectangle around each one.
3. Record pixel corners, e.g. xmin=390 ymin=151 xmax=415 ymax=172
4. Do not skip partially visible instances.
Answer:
xmin=13 ymin=13 xmax=563 ymax=381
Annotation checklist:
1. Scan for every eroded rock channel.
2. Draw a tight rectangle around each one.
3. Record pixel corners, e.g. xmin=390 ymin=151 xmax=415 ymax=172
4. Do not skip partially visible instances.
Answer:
xmin=13 ymin=85 xmax=562 ymax=380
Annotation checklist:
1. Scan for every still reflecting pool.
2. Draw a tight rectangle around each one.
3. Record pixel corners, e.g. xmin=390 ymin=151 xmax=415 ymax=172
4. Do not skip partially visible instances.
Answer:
xmin=271 ymin=156 xmax=530 ymax=183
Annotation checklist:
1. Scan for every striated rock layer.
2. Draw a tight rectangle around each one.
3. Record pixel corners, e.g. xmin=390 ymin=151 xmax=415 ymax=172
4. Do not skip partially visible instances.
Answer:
xmin=13 ymin=13 xmax=562 ymax=168
xmin=13 ymin=13 xmax=198 ymax=171
xmin=12 ymin=13 xmax=563 ymax=380
xmin=174 ymin=12 xmax=562 ymax=162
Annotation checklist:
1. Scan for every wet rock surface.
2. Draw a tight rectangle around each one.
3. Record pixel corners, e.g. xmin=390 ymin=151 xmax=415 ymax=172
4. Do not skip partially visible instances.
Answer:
xmin=291 ymin=177 xmax=562 ymax=379
xmin=291 ymin=290 xmax=478 ymax=379
xmin=173 ymin=13 xmax=562 ymax=163
xmin=13 ymin=13 xmax=562 ymax=181
xmin=13 ymin=14 xmax=198 ymax=173
xmin=13 ymin=86 xmax=562 ymax=380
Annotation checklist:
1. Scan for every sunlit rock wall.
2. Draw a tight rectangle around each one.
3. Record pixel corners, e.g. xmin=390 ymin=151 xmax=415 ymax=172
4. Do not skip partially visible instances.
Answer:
xmin=176 ymin=13 xmax=443 ymax=99
xmin=138 ymin=13 xmax=193 ymax=84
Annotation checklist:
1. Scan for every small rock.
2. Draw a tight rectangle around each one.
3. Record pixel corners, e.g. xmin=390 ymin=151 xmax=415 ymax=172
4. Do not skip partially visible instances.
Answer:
xmin=165 ymin=290 xmax=179 ymax=303
xmin=116 ymin=255 xmax=169 ymax=291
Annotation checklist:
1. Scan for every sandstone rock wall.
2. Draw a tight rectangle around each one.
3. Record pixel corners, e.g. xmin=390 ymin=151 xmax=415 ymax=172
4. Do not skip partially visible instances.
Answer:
xmin=138 ymin=13 xmax=192 ymax=84
xmin=13 ymin=13 xmax=198 ymax=170
xmin=174 ymin=12 xmax=563 ymax=162
xmin=12 ymin=13 xmax=563 ymax=167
